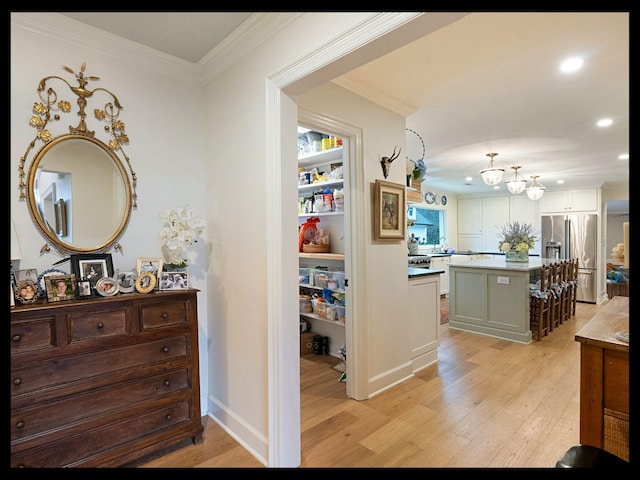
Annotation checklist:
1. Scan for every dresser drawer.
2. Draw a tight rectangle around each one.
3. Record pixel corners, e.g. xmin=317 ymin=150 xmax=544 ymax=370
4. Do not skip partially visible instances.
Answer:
xmin=140 ymin=300 xmax=188 ymax=330
xmin=11 ymin=368 xmax=190 ymax=443
xmin=11 ymin=336 xmax=188 ymax=397
xmin=10 ymin=400 xmax=192 ymax=468
xmin=11 ymin=318 xmax=55 ymax=352
xmin=69 ymin=308 xmax=131 ymax=343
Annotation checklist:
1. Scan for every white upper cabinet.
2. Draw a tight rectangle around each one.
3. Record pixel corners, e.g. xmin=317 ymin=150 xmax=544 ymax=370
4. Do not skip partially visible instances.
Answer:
xmin=482 ymin=197 xmax=510 ymax=252
xmin=457 ymin=198 xmax=483 ymax=234
xmin=540 ymin=188 xmax=599 ymax=214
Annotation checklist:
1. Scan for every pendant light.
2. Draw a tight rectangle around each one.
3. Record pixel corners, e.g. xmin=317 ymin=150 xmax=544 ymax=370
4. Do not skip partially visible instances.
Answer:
xmin=505 ymin=165 xmax=527 ymax=194
xmin=480 ymin=152 xmax=504 ymax=186
xmin=526 ymin=175 xmax=546 ymax=200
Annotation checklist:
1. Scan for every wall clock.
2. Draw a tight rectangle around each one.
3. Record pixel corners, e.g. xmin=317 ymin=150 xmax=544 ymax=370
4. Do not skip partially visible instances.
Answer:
xmin=424 ymin=192 xmax=435 ymax=204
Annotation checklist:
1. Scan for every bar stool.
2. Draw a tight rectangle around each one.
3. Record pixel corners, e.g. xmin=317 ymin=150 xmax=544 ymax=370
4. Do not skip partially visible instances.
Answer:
xmin=569 ymin=258 xmax=579 ymax=316
xmin=548 ymin=262 xmax=563 ymax=331
xmin=560 ymin=260 xmax=571 ymax=324
xmin=529 ymin=263 xmax=551 ymax=341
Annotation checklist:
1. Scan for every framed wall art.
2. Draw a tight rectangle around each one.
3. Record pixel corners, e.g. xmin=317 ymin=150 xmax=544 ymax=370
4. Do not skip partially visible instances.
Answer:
xmin=373 ymin=179 xmax=406 ymax=240
xmin=159 ymin=271 xmax=189 ymax=290
xmin=71 ymin=254 xmax=114 ymax=287
xmin=45 ymin=274 xmax=77 ymax=302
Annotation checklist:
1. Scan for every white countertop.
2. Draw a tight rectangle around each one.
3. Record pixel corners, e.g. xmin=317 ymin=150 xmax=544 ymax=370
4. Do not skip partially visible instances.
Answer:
xmin=448 ymin=257 xmax=556 ymax=271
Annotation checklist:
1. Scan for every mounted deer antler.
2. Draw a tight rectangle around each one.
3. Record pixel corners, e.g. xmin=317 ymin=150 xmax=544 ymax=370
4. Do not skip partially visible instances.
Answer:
xmin=380 ymin=145 xmax=402 ymax=179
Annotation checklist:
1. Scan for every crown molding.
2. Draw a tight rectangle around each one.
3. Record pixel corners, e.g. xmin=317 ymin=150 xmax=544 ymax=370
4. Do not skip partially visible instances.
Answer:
xmin=198 ymin=13 xmax=301 ymax=86
xmin=12 ymin=12 xmax=202 ymax=84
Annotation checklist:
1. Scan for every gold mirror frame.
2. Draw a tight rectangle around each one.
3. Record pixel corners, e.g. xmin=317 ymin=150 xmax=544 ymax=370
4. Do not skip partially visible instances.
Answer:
xmin=18 ymin=63 xmax=137 ymax=256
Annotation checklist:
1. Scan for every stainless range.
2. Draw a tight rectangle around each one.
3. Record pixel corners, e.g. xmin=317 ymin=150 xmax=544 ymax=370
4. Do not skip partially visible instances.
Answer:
xmin=408 ymin=254 xmax=431 ymax=268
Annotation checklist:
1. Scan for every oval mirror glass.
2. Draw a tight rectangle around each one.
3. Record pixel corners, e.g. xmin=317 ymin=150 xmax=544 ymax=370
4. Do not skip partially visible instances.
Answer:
xmin=26 ymin=134 xmax=132 ymax=254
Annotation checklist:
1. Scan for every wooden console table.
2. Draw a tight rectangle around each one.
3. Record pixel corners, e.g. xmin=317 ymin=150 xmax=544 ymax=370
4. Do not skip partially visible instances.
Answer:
xmin=574 ymin=296 xmax=629 ymax=461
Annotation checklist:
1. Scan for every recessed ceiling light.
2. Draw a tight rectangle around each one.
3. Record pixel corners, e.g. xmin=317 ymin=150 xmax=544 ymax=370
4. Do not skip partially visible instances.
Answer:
xmin=465 ymin=176 xmax=473 ymax=182
xmin=493 ymin=186 xmax=500 ymax=190
xmin=597 ymin=118 xmax=613 ymax=127
xmin=557 ymin=179 xmax=565 ymax=184
xmin=619 ymin=153 xmax=629 ymax=160
xmin=560 ymin=57 xmax=584 ymax=73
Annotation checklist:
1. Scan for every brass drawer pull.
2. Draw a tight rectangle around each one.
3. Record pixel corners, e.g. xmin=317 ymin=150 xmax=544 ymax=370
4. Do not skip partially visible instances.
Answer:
xmin=164 ymin=379 xmax=170 ymax=386
xmin=162 ymin=312 xmax=169 ymax=319
xmin=97 ymin=322 xmax=104 ymax=329
xmin=13 ymin=378 xmax=22 ymax=386
xmin=162 ymin=346 xmax=170 ymax=353
xmin=12 ymin=334 xmax=22 ymax=342
xmin=165 ymin=414 xmax=172 ymax=421
xmin=16 ymin=420 xmax=25 ymax=430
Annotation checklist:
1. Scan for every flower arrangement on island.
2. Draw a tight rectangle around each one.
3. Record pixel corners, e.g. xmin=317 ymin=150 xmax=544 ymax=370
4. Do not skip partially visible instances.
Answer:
xmin=498 ymin=221 xmax=537 ymax=253
xmin=159 ymin=205 xmax=206 ymax=269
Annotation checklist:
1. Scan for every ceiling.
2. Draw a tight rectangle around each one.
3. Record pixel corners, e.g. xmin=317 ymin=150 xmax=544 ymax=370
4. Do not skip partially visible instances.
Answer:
xmin=59 ymin=12 xmax=629 ymax=213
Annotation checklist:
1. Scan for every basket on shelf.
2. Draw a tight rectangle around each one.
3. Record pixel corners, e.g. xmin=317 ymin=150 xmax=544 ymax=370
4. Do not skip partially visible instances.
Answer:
xmin=302 ymin=243 xmax=330 ymax=253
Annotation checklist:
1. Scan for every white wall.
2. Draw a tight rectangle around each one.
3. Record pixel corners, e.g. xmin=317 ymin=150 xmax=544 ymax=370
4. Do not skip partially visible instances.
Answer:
xmin=11 ymin=12 xmax=209 ymax=408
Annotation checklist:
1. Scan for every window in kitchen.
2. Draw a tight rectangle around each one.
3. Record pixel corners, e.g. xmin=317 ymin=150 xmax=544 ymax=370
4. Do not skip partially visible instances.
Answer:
xmin=407 ymin=206 xmax=445 ymax=247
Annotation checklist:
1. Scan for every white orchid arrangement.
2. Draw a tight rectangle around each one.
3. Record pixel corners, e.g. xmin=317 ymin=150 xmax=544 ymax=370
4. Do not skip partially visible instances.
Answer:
xmin=498 ymin=221 xmax=537 ymax=253
xmin=159 ymin=205 xmax=206 ymax=269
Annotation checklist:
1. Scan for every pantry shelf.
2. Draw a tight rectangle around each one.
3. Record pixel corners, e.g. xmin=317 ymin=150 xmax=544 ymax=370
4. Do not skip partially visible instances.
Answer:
xmin=298 ymin=252 xmax=345 ymax=261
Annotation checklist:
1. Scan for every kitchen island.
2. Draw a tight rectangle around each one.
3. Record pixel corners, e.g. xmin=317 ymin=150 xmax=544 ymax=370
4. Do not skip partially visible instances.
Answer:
xmin=448 ymin=257 xmax=549 ymax=343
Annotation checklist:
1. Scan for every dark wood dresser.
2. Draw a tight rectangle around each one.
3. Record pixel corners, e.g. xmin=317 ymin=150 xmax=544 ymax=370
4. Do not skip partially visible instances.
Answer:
xmin=10 ymin=289 xmax=203 ymax=468
xmin=574 ymin=296 xmax=629 ymax=462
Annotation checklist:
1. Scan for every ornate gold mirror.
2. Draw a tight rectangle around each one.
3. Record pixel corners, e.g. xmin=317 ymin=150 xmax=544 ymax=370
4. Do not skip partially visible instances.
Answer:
xmin=18 ymin=63 xmax=137 ymax=256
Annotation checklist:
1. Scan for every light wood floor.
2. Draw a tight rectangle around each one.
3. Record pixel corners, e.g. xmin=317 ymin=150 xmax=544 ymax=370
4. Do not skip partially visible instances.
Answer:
xmin=141 ymin=300 xmax=604 ymax=468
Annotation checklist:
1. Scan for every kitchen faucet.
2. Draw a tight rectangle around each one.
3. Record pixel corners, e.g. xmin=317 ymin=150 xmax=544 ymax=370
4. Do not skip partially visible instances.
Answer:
xmin=432 ymin=236 xmax=446 ymax=253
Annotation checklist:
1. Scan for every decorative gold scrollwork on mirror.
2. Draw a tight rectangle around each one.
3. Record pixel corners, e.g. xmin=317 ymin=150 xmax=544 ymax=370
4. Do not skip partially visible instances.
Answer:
xmin=18 ymin=63 xmax=137 ymax=256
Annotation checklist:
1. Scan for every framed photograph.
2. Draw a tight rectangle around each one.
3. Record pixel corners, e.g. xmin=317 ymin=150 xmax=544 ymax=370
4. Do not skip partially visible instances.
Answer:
xmin=14 ymin=279 xmax=39 ymax=305
xmin=37 ymin=268 xmax=66 ymax=297
xmin=95 ymin=277 xmax=120 ymax=297
xmin=373 ymin=179 xmax=406 ymax=240
xmin=116 ymin=270 xmax=138 ymax=294
xmin=71 ymin=254 xmax=114 ymax=288
xmin=77 ymin=277 xmax=93 ymax=298
xmin=135 ymin=271 xmax=157 ymax=294
xmin=15 ymin=268 xmax=39 ymax=284
xmin=159 ymin=271 xmax=189 ymax=290
xmin=45 ymin=274 xmax=76 ymax=303
xmin=136 ymin=258 xmax=163 ymax=288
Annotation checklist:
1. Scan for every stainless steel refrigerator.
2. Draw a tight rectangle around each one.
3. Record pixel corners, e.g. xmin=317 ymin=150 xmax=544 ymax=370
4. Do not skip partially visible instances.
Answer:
xmin=541 ymin=214 xmax=597 ymax=303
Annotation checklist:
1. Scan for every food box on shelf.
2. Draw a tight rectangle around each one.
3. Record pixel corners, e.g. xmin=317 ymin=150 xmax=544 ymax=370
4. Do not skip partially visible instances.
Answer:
xmin=312 ymin=298 xmax=327 ymax=317
xmin=336 ymin=305 xmax=346 ymax=324
xmin=299 ymin=295 xmax=312 ymax=313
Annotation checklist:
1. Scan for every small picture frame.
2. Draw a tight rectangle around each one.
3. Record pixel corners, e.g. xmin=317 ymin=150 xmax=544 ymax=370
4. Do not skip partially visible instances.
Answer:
xmin=45 ymin=274 xmax=77 ymax=303
xmin=159 ymin=271 xmax=189 ymax=290
xmin=15 ymin=268 xmax=39 ymax=284
xmin=116 ymin=270 xmax=138 ymax=294
xmin=373 ymin=179 xmax=406 ymax=240
xmin=14 ymin=279 xmax=39 ymax=305
xmin=135 ymin=271 xmax=157 ymax=293
xmin=95 ymin=277 xmax=120 ymax=297
xmin=77 ymin=277 xmax=93 ymax=298
xmin=136 ymin=258 xmax=163 ymax=288
xmin=71 ymin=254 xmax=114 ymax=289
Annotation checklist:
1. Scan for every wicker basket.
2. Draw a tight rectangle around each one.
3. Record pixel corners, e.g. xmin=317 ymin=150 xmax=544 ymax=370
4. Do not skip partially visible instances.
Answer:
xmin=302 ymin=243 xmax=330 ymax=253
